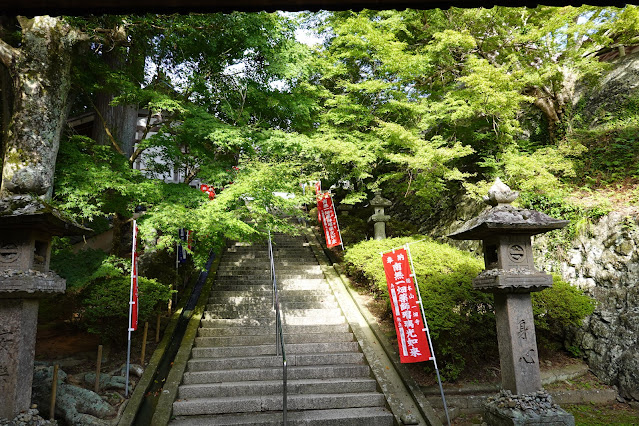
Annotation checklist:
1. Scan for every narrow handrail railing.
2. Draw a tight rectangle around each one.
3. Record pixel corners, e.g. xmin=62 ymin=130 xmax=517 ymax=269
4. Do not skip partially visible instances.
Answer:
xmin=268 ymin=230 xmax=287 ymax=424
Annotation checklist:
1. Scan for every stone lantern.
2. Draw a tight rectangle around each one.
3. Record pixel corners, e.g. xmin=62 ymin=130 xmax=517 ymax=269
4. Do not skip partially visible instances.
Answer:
xmin=448 ymin=179 xmax=575 ymax=425
xmin=369 ymin=190 xmax=392 ymax=240
xmin=0 ymin=195 xmax=87 ymax=419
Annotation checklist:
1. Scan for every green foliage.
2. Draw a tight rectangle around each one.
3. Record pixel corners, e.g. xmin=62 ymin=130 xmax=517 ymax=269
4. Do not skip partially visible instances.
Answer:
xmin=532 ymin=275 xmax=596 ymax=344
xmin=50 ymin=238 xmax=109 ymax=290
xmin=344 ymin=237 xmax=597 ymax=380
xmin=519 ymin=192 xmax=610 ymax=248
xmin=79 ymin=256 xmax=172 ymax=343
xmin=343 ymin=236 xmax=493 ymax=380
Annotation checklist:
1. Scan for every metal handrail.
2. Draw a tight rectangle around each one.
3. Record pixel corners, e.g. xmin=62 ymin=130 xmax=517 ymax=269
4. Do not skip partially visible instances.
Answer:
xmin=268 ymin=230 xmax=287 ymax=424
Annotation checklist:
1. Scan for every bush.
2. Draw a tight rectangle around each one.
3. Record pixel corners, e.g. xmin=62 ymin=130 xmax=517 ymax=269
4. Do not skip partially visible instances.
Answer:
xmin=532 ymin=274 xmax=596 ymax=348
xmin=79 ymin=256 xmax=173 ymax=344
xmin=344 ymin=236 xmax=597 ymax=381
xmin=344 ymin=236 xmax=493 ymax=380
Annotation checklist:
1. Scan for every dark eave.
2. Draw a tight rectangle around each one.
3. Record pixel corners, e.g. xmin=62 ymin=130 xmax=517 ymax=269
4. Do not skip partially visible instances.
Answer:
xmin=0 ymin=0 xmax=630 ymax=15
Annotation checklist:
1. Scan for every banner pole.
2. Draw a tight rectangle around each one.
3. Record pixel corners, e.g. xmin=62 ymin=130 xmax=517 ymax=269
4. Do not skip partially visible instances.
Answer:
xmin=126 ymin=220 xmax=137 ymax=397
xmin=404 ymin=244 xmax=451 ymax=426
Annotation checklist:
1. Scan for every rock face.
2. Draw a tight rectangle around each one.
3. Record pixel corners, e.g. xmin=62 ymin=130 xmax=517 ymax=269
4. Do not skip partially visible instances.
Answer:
xmin=535 ymin=210 xmax=639 ymax=401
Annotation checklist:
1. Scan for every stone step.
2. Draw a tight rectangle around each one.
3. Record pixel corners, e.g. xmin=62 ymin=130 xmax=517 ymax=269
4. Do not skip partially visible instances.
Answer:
xmin=216 ymin=265 xmax=321 ymax=273
xmin=202 ymin=307 xmax=343 ymax=320
xmin=200 ymin=314 xmax=347 ymax=327
xmin=187 ymin=352 xmax=365 ymax=371
xmin=182 ymin=364 xmax=372 ymax=385
xmin=194 ymin=331 xmax=354 ymax=347
xmin=220 ymin=257 xmax=316 ymax=263
xmin=205 ymin=300 xmax=339 ymax=313
xmin=215 ymin=273 xmax=324 ymax=279
xmin=208 ymin=294 xmax=336 ymax=305
xmin=177 ymin=378 xmax=378 ymax=399
xmin=191 ymin=341 xmax=360 ymax=358
xmin=197 ymin=324 xmax=349 ymax=338
xmin=207 ymin=289 xmax=332 ymax=299
xmin=211 ymin=282 xmax=329 ymax=292
xmin=169 ymin=407 xmax=394 ymax=426
xmin=172 ymin=392 xmax=386 ymax=416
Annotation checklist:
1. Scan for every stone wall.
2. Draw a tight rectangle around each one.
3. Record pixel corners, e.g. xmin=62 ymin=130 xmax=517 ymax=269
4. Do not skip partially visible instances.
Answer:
xmin=535 ymin=210 xmax=639 ymax=401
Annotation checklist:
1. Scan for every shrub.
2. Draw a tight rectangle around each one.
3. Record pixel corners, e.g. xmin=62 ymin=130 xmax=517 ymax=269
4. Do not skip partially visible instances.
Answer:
xmin=344 ymin=237 xmax=597 ymax=381
xmin=79 ymin=256 xmax=173 ymax=344
xmin=50 ymin=241 xmax=173 ymax=344
xmin=344 ymin=236 xmax=493 ymax=380
xmin=532 ymin=274 xmax=596 ymax=348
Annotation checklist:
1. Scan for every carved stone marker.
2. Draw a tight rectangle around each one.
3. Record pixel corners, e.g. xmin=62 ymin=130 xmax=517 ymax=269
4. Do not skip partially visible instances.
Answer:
xmin=0 ymin=195 xmax=86 ymax=419
xmin=448 ymin=179 xmax=575 ymax=425
xmin=369 ymin=190 xmax=392 ymax=240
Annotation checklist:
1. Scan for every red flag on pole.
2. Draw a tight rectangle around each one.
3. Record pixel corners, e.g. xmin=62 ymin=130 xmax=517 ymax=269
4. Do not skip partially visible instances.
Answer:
xmin=381 ymin=248 xmax=432 ymax=363
xmin=317 ymin=192 xmax=343 ymax=249
xmin=200 ymin=184 xmax=216 ymax=200
xmin=129 ymin=221 xmax=139 ymax=331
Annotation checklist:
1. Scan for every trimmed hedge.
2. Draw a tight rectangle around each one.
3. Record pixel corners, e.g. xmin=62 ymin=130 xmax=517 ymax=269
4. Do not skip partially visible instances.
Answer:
xmin=344 ymin=236 xmax=595 ymax=381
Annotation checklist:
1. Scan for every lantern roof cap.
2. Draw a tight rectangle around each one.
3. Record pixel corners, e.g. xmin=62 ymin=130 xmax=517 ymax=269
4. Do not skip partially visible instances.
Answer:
xmin=370 ymin=190 xmax=392 ymax=207
xmin=0 ymin=195 xmax=90 ymax=236
xmin=448 ymin=179 xmax=569 ymax=240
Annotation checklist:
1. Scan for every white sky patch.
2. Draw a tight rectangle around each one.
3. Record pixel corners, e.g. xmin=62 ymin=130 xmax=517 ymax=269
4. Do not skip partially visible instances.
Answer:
xmin=295 ymin=27 xmax=323 ymax=46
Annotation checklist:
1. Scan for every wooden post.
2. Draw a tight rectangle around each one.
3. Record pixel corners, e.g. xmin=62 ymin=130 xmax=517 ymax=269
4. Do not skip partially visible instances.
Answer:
xmin=155 ymin=313 xmax=161 ymax=343
xmin=94 ymin=345 xmax=103 ymax=393
xmin=140 ymin=321 xmax=149 ymax=365
xmin=50 ymin=364 xmax=59 ymax=420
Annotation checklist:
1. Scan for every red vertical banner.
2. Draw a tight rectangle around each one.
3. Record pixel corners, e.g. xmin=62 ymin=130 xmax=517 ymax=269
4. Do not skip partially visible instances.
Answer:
xmin=381 ymin=248 xmax=431 ymax=363
xmin=130 ymin=221 xmax=139 ymax=332
xmin=317 ymin=192 xmax=343 ymax=248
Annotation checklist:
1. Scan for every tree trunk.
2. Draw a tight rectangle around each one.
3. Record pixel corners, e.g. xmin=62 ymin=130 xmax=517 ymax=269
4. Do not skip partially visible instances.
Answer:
xmin=92 ymin=48 xmax=139 ymax=158
xmin=0 ymin=16 xmax=83 ymax=199
xmin=0 ymin=65 xmax=12 ymax=184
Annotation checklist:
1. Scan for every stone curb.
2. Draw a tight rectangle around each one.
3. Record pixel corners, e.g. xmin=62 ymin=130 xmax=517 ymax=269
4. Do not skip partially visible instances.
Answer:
xmin=117 ymin=275 xmax=201 ymax=426
xmin=426 ymin=388 xmax=618 ymax=414
xmin=148 ymin=253 xmax=222 ymax=426
xmin=420 ymin=363 xmax=589 ymax=396
xmin=304 ymin=226 xmax=442 ymax=426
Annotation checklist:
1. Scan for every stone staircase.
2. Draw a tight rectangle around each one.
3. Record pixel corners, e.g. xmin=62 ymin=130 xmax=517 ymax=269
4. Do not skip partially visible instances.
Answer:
xmin=169 ymin=234 xmax=394 ymax=425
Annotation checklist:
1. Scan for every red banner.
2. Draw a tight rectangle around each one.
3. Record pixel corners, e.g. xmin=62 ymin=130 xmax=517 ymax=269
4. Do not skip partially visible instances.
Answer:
xmin=130 ymin=221 xmax=139 ymax=331
xmin=200 ymin=184 xmax=216 ymax=200
xmin=382 ymin=248 xmax=431 ymax=363
xmin=317 ymin=192 xmax=342 ymax=248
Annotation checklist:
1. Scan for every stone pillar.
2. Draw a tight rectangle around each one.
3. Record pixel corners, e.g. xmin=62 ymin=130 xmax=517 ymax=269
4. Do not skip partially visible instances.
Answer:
xmin=369 ymin=190 xmax=392 ymax=240
xmin=494 ymin=293 xmax=541 ymax=395
xmin=0 ymin=299 xmax=39 ymax=419
xmin=0 ymin=196 xmax=87 ymax=419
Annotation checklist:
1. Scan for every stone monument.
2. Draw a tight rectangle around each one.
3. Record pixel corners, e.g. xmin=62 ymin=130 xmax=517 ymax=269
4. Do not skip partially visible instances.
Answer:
xmin=448 ymin=178 xmax=575 ymax=425
xmin=0 ymin=195 xmax=87 ymax=419
xmin=369 ymin=190 xmax=392 ymax=240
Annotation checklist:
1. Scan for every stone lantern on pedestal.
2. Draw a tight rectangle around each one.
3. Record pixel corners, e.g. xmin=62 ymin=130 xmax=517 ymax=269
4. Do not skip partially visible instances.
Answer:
xmin=369 ymin=190 xmax=392 ymax=240
xmin=0 ymin=195 xmax=87 ymax=419
xmin=448 ymin=179 xmax=575 ymax=425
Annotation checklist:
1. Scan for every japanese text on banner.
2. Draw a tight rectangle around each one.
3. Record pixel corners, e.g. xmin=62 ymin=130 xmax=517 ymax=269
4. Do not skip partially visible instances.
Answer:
xmin=316 ymin=192 xmax=342 ymax=248
xmin=381 ymin=248 xmax=431 ymax=363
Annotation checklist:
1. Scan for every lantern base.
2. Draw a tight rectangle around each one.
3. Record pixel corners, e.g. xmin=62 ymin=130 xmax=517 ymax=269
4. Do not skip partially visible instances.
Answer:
xmin=483 ymin=389 xmax=575 ymax=426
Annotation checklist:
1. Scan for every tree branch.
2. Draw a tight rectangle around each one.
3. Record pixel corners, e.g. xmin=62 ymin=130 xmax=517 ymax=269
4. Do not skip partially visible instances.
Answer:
xmin=0 ymin=38 xmax=18 ymax=69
